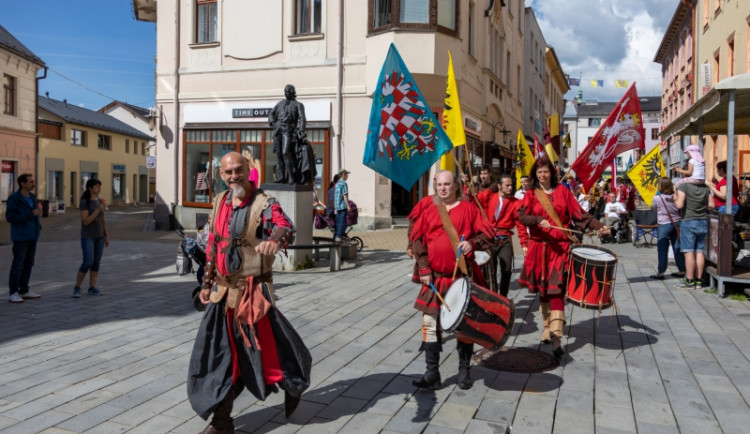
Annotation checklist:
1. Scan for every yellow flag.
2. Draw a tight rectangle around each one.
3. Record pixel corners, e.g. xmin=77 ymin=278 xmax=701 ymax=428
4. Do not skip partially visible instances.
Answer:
xmin=563 ymin=131 xmax=572 ymax=148
xmin=626 ymin=145 xmax=666 ymax=206
xmin=545 ymin=114 xmax=560 ymax=164
xmin=515 ymin=129 xmax=535 ymax=189
xmin=615 ymin=79 xmax=629 ymax=88
xmin=440 ymin=51 xmax=465 ymax=171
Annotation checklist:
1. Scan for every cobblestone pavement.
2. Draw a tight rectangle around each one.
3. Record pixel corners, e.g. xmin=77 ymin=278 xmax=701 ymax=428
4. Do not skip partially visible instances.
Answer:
xmin=1 ymin=209 xmax=750 ymax=433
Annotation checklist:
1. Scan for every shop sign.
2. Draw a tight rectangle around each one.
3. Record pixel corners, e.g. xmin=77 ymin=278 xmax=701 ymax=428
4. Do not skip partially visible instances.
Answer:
xmin=113 ymin=164 xmax=126 ymax=173
xmin=232 ymin=108 xmax=272 ymax=118
xmin=464 ymin=115 xmax=481 ymax=135
xmin=146 ymin=156 xmax=156 ymax=169
xmin=1 ymin=161 xmax=14 ymax=172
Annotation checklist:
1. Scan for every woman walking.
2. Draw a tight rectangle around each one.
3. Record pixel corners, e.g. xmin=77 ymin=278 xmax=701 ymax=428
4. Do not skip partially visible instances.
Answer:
xmin=650 ymin=178 xmax=685 ymax=280
xmin=517 ymin=157 xmax=609 ymax=357
xmin=73 ymin=179 xmax=109 ymax=297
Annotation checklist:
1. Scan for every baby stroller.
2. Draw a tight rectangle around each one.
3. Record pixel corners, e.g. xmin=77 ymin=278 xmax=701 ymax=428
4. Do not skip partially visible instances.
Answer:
xmin=600 ymin=214 xmax=631 ymax=244
xmin=176 ymin=223 xmax=210 ymax=311
xmin=314 ymin=200 xmax=364 ymax=251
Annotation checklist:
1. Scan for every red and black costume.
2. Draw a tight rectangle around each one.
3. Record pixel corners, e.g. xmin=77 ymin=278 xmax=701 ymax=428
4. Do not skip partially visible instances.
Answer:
xmin=486 ymin=193 xmax=528 ymax=296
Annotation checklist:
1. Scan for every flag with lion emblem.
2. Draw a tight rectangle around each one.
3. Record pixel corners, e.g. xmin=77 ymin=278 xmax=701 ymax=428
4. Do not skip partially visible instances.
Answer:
xmin=626 ymin=145 xmax=666 ymax=206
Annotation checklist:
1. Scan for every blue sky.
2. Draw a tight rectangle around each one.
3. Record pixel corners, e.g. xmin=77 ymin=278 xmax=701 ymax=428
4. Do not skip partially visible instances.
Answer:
xmin=3 ymin=0 xmax=155 ymax=110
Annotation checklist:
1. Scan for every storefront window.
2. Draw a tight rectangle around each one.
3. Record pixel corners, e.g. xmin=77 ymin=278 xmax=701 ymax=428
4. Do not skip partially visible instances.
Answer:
xmin=1 ymin=160 xmax=16 ymax=201
xmin=80 ymin=172 xmax=98 ymax=198
xmin=186 ymin=143 xmax=210 ymax=203
xmin=112 ymin=173 xmax=124 ymax=201
xmin=47 ymin=171 xmax=64 ymax=201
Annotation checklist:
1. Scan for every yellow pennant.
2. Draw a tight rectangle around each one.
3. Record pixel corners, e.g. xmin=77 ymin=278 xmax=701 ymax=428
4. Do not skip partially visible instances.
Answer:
xmin=626 ymin=145 xmax=666 ymax=207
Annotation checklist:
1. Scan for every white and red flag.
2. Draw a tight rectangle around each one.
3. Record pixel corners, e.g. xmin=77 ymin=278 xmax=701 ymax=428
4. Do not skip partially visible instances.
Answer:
xmin=570 ymin=83 xmax=645 ymax=192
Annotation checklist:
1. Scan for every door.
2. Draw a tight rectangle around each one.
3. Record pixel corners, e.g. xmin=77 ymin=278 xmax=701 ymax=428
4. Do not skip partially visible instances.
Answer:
xmin=70 ymin=172 xmax=77 ymax=207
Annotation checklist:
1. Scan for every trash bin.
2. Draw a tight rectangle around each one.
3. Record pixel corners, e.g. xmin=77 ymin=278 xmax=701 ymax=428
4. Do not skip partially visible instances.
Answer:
xmin=42 ymin=200 xmax=49 ymax=217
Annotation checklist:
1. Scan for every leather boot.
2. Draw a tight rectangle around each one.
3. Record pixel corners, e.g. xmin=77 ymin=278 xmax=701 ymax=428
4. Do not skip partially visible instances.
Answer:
xmin=456 ymin=341 xmax=474 ymax=390
xmin=199 ymin=393 xmax=234 ymax=434
xmin=549 ymin=310 xmax=566 ymax=358
xmin=540 ymin=302 xmax=552 ymax=344
xmin=412 ymin=342 xmax=441 ymax=390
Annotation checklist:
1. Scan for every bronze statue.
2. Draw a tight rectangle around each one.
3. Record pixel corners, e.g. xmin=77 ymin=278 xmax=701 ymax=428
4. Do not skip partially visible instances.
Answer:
xmin=269 ymin=84 xmax=307 ymax=184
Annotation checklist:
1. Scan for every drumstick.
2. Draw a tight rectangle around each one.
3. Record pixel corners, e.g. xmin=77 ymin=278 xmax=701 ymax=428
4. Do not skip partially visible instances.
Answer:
xmin=452 ymin=235 xmax=465 ymax=280
xmin=429 ymin=282 xmax=450 ymax=312
xmin=548 ymin=225 xmax=583 ymax=234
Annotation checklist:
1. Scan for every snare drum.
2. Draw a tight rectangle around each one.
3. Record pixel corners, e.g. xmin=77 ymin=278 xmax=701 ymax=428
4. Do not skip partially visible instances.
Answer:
xmin=566 ymin=245 xmax=617 ymax=309
xmin=440 ymin=278 xmax=515 ymax=350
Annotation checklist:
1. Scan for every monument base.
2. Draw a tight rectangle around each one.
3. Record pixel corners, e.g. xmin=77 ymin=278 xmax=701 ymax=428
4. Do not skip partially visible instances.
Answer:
xmin=260 ymin=183 xmax=313 ymax=271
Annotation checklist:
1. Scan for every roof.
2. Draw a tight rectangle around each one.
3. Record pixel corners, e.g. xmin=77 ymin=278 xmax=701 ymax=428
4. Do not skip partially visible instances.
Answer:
xmin=39 ymin=96 xmax=154 ymax=141
xmin=576 ymin=102 xmax=617 ymax=117
xmin=638 ymin=96 xmax=662 ymax=112
xmin=653 ymin=1 xmax=692 ymax=63
xmin=99 ymin=100 xmax=151 ymax=119
xmin=0 ymin=24 xmax=45 ymax=66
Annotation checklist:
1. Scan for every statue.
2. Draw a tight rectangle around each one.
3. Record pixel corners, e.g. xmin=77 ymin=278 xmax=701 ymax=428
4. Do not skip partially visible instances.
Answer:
xmin=269 ymin=84 xmax=310 ymax=184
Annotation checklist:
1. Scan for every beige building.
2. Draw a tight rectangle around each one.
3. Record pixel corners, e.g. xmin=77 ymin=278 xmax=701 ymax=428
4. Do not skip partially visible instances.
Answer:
xmin=37 ymin=96 xmax=153 ymax=209
xmin=133 ymin=0 xmax=533 ymax=230
xmin=544 ymin=45 xmax=570 ymax=165
xmin=0 ymin=25 xmax=46 ymax=217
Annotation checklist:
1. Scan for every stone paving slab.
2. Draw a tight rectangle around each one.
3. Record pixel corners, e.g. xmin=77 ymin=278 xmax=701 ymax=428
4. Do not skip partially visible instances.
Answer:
xmin=1 ymin=209 xmax=750 ymax=432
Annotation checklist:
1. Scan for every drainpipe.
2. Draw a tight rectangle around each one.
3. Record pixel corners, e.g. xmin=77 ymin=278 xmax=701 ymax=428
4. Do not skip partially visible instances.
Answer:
xmin=335 ymin=0 xmax=344 ymax=171
xmin=172 ymin=0 xmax=181 ymax=228
xmin=35 ymin=66 xmax=48 ymax=186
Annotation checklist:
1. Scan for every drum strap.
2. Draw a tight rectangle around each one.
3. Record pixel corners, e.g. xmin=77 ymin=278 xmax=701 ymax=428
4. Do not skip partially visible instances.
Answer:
xmin=534 ymin=188 xmax=579 ymax=243
xmin=433 ymin=196 xmax=468 ymax=275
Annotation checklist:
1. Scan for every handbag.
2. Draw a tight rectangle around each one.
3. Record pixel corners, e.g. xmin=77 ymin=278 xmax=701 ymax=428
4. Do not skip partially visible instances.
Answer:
xmin=659 ymin=196 xmax=680 ymax=239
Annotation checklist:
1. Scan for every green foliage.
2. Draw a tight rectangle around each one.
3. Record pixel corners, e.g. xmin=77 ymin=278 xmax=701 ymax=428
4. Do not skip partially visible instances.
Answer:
xmin=729 ymin=293 xmax=748 ymax=301
xmin=703 ymin=288 xmax=718 ymax=294
xmin=295 ymin=255 xmax=316 ymax=271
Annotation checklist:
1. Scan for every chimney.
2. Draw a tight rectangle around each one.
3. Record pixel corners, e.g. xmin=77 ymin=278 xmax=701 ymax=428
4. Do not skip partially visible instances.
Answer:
xmin=63 ymin=99 xmax=67 ymax=106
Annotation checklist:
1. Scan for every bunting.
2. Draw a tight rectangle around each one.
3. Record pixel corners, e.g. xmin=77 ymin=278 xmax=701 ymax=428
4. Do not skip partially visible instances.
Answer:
xmin=363 ymin=44 xmax=453 ymax=190
xmin=626 ymin=145 xmax=666 ymax=206
xmin=591 ymin=80 xmax=605 ymax=88
xmin=615 ymin=79 xmax=629 ymax=88
xmin=568 ymin=77 xmax=580 ymax=86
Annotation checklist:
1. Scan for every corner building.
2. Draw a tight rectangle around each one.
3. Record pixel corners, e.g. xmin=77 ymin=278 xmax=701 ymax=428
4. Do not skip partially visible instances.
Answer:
xmin=134 ymin=0 xmax=529 ymax=230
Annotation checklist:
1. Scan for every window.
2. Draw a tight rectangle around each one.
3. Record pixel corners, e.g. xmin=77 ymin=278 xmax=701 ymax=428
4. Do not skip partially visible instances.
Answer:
xmin=1 ymin=160 xmax=16 ymax=201
xmin=436 ymin=0 xmax=455 ymax=29
xmin=589 ymin=118 xmax=602 ymax=127
xmin=728 ymin=37 xmax=735 ymax=77
xmin=295 ymin=0 xmax=322 ymax=34
xmin=71 ymin=129 xmax=86 ymax=146
xmin=142 ymin=142 xmax=146 ymax=156
xmin=373 ymin=0 xmax=392 ymax=28
xmin=3 ymin=74 xmax=16 ymax=116
xmin=651 ymin=128 xmax=659 ymax=140
xmin=196 ymin=0 xmax=217 ymax=43
xmin=505 ymin=51 xmax=511 ymax=87
xmin=98 ymin=134 xmax=111 ymax=150
xmin=125 ymin=139 xmax=130 ymax=153
xmin=468 ymin=2 xmax=475 ymax=57
xmin=401 ymin=0 xmax=428 ymax=23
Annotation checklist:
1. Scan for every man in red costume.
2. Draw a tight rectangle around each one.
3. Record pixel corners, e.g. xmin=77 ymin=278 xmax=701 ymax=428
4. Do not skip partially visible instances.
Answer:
xmin=188 ymin=152 xmax=311 ymax=434
xmin=486 ymin=173 xmax=528 ymax=297
xmin=408 ymin=171 xmax=494 ymax=390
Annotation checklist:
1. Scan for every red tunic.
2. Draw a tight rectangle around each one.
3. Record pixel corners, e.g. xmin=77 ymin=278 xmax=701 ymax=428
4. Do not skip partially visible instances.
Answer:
xmin=408 ymin=197 xmax=494 ymax=314
xmin=486 ymin=193 xmax=529 ymax=247
xmin=517 ymin=186 xmax=602 ymax=296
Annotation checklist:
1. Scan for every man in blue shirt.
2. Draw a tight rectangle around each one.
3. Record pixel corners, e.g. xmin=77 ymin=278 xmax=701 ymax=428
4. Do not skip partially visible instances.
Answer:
xmin=6 ymin=174 xmax=43 ymax=303
xmin=334 ymin=169 xmax=350 ymax=242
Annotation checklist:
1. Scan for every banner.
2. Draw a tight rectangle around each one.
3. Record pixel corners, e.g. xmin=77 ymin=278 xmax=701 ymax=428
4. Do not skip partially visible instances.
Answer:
xmin=363 ymin=44 xmax=453 ymax=190
xmin=515 ymin=129 xmax=535 ymax=189
xmin=439 ymin=51 xmax=465 ymax=171
xmin=569 ymin=83 xmax=646 ymax=192
xmin=544 ymin=114 xmax=560 ymax=164
xmin=626 ymin=145 xmax=666 ymax=206
xmin=591 ymin=80 xmax=604 ymax=88
xmin=568 ymin=77 xmax=580 ymax=86
xmin=563 ymin=131 xmax=572 ymax=148
xmin=615 ymin=79 xmax=629 ymax=88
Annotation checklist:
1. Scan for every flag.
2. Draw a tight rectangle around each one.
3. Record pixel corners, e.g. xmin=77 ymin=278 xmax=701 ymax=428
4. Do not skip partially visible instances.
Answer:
xmin=563 ymin=131 xmax=572 ymax=148
xmin=569 ymin=83 xmax=646 ymax=192
xmin=626 ymin=145 xmax=666 ymax=206
xmin=625 ymin=154 xmax=633 ymax=171
xmin=615 ymin=79 xmax=628 ymax=88
xmin=568 ymin=77 xmax=580 ymax=86
xmin=515 ymin=129 xmax=535 ymax=189
xmin=591 ymin=80 xmax=604 ymax=87
xmin=533 ymin=133 xmax=545 ymax=158
xmin=439 ymin=51 xmax=465 ymax=171
xmin=544 ymin=114 xmax=560 ymax=164
xmin=364 ymin=44 xmax=453 ymax=190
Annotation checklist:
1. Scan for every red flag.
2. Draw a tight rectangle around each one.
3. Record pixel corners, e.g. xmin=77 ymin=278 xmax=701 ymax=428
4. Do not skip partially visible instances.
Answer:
xmin=570 ymin=83 xmax=645 ymax=192
xmin=533 ymin=133 xmax=545 ymax=158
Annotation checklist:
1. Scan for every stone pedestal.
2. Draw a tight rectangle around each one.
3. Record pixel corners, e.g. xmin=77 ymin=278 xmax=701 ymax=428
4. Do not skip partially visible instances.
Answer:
xmin=261 ymin=183 xmax=313 ymax=271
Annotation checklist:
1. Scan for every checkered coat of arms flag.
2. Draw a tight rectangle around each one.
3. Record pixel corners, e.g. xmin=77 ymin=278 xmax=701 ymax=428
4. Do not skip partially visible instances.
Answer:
xmin=363 ymin=43 xmax=453 ymax=190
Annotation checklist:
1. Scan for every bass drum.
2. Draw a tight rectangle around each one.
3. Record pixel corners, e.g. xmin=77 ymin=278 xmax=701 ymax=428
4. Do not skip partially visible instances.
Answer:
xmin=439 ymin=278 xmax=515 ymax=351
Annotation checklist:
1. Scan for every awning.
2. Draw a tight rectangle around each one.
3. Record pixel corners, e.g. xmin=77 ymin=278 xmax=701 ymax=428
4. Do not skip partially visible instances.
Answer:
xmin=661 ymin=72 xmax=750 ymax=138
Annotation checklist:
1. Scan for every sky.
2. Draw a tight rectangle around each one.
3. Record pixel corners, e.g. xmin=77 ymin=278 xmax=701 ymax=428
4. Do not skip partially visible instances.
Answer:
xmin=3 ymin=0 xmax=155 ymax=111
xmin=2 ymin=0 xmax=679 ymax=110
xmin=529 ymin=0 xmax=678 ymax=102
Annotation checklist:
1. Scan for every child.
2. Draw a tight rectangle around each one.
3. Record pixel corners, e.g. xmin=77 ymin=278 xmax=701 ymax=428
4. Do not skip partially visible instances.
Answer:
xmin=673 ymin=144 xmax=705 ymax=187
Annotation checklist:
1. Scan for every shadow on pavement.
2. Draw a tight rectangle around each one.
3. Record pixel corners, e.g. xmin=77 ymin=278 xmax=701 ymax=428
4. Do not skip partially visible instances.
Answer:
xmin=564 ymin=314 xmax=659 ymax=363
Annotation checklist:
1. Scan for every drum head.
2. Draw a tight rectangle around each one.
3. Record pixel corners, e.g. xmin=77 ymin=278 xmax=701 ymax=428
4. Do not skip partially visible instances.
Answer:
xmin=571 ymin=246 xmax=616 ymax=262
xmin=440 ymin=278 xmax=470 ymax=330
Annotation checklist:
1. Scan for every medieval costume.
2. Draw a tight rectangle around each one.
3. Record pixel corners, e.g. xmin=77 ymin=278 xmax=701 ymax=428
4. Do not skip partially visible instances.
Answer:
xmin=188 ymin=187 xmax=311 ymax=433
xmin=486 ymin=192 xmax=528 ymax=296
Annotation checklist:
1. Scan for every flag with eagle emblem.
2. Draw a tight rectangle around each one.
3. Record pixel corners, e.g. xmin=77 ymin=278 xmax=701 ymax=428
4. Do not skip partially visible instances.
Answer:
xmin=363 ymin=44 xmax=453 ymax=190
xmin=626 ymin=145 xmax=666 ymax=206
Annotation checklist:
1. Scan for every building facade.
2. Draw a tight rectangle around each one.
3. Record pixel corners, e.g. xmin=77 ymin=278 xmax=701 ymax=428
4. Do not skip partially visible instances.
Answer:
xmin=134 ymin=0 xmax=536 ymax=230
xmin=37 ymin=97 xmax=153 ymax=209
xmin=544 ymin=45 xmax=569 ymax=166
xmin=523 ymin=7 xmax=546 ymax=141
xmin=0 ymin=25 xmax=45 ymax=218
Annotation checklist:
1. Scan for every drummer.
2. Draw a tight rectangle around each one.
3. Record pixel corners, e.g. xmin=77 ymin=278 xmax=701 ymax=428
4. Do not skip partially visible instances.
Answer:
xmin=486 ymin=173 xmax=529 ymax=297
xmin=408 ymin=170 xmax=494 ymax=391
xmin=517 ymin=156 xmax=609 ymax=358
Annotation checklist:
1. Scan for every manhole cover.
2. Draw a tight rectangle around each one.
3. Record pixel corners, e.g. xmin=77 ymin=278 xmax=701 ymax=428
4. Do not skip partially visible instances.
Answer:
xmin=474 ymin=346 xmax=558 ymax=373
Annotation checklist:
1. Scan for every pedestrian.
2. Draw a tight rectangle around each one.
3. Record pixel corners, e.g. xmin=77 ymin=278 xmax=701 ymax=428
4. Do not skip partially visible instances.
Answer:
xmin=706 ymin=160 xmax=740 ymax=215
xmin=471 ymin=164 xmax=498 ymax=211
xmin=576 ymin=185 xmax=591 ymax=214
xmin=407 ymin=171 xmax=495 ymax=390
xmin=486 ymin=173 xmax=528 ymax=296
xmin=514 ymin=175 xmax=530 ymax=200
xmin=333 ymin=169 xmax=350 ymax=242
xmin=626 ymin=178 xmax=637 ymax=213
xmin=188 ymin=152 xmax=310 ymax=433
xmin=73 ymin=178 xmax=109 ymax=297
xmin=325 ymin=174 xmax=340 ymax=220
xmin=242 ymin=146 xmax=260 ymax=186
xmin=674 ymin=170 xmax=714 ymax=289
xmin=6 ymin=173 xmax=42 ymax=303
xmin=517 ymin=156 xmax=609 ymax=357
xmin=650 ymin=178 xmax=686 ymax=280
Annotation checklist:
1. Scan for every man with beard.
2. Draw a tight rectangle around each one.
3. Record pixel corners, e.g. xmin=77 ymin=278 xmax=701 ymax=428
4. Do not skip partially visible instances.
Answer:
xmin=188 ymin=152 xmax=310 ymax=434
xmin=408 ymin=171 xmax=495 ymax=391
